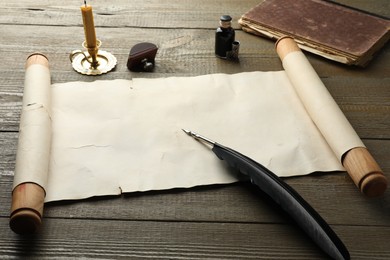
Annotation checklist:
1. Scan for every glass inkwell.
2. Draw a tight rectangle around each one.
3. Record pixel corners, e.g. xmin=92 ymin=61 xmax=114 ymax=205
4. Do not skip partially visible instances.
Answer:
xmin=215 ymin=15 xmax=239 ymax=60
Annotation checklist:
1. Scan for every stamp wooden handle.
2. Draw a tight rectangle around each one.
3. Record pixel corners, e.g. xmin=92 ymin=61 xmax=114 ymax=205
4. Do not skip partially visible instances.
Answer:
xmin=275 ymin=37 xmax=387 ymax=197
xmin=10 ymin=53 xmax=49 ymax=234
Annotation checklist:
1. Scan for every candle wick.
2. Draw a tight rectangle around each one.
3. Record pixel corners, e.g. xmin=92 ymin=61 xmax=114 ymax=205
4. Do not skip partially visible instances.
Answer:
xmin=84 ymin=0 xmax=87 ymax=6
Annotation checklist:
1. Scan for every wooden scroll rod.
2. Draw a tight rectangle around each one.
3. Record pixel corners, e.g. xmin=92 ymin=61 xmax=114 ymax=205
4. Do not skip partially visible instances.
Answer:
xmin=10 ymin=53 xmax=48 ymax=234
xmin=275 ymin=37 xmax=387 ymax=197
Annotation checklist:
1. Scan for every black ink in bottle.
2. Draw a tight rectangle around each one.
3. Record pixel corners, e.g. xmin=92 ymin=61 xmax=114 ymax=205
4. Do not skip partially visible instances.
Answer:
xmin=215 ymin=15 xmax=235 ymax=59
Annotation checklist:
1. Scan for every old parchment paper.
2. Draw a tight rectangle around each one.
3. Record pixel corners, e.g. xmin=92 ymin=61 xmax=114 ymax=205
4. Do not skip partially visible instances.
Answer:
xmin=14 ymin=52 xmax=364 ymax=202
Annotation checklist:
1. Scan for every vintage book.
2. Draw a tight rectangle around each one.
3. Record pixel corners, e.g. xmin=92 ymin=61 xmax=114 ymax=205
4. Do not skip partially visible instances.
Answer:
xmin=239 ymin=0 xmax=390 ymax=66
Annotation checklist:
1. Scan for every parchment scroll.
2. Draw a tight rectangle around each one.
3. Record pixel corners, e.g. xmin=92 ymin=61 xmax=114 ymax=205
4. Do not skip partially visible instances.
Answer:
xmin=13 ymin=44 xmax=380 ymax=205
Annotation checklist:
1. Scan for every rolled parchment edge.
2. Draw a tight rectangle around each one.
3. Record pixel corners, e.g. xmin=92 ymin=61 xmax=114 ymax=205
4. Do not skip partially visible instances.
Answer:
xmin=275 ymin=37 xmax=387 ymax=197
xmin=10 ymin=53 xmax=49 ymax=234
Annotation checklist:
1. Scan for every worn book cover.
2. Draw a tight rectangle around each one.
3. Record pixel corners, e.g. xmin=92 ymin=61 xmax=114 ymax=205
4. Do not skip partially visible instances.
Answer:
xmin=239 ymin=0 xmax=390 ymax=66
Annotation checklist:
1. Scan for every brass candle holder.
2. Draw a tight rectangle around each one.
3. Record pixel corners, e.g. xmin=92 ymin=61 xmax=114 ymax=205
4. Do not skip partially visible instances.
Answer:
xmin=70 ymin=40 xmax=117 ymax=75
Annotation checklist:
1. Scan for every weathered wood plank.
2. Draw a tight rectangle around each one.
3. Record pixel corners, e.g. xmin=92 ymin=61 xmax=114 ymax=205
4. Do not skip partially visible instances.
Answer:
xmin=1 ymin=217 xmax=389 ymax=259
xmin=331 ymin=0 xmax=390 ymax=18
xmin=0 ymin=0 xmax=259 ymax=29
xmin=0 ymin=0 xmax=388 ymax=29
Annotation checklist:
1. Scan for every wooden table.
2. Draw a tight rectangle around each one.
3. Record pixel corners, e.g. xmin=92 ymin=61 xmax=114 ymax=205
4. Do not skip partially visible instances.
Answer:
xmin=1 ymin=0 xmax=389 ymax=258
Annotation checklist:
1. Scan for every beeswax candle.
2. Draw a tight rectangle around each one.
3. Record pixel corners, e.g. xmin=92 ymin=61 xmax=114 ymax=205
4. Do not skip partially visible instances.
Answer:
xmin=81 ymin=2 xmax=97 ymax=48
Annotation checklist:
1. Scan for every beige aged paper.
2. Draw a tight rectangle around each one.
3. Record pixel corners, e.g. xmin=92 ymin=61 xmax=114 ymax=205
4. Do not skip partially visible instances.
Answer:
xmin=14 ymin=64 xmax=51 ymax=191
xmin=15 ymin=58 xmax=365 ymax=202
xmin=282 ymin=52 xmax=365 ymax=159
xmin=43 ymin=71 xmax=347 ymax=202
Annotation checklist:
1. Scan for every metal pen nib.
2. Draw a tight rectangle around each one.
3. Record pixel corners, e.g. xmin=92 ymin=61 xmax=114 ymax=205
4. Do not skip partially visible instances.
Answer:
xmin=182 ymin=129 xmax=215 ymax=146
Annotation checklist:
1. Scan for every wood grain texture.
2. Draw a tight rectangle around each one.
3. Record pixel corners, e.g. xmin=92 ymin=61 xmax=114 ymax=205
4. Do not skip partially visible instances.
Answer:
xmin=0 ymin=0 xmax=389 ymax=258
xmin=0 ymin=218 xmax=389 ymax=259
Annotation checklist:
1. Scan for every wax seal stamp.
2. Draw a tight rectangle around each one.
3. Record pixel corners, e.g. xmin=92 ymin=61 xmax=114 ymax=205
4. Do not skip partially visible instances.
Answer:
xmin=127 ymin=42 xmax=158 ymax=72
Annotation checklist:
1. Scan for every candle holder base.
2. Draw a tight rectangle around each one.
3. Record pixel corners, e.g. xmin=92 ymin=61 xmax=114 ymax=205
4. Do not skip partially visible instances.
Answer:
xmin=70 ymin=50 xmax=117 ymax=75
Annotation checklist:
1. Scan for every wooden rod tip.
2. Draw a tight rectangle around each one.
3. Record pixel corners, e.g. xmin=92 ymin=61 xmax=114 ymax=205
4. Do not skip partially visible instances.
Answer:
xmin=275 ymin=36 xmax=301 ymax=61
xmin=10 ymin=183 xmax=45 ymax=234
xmin=26 ymin=53 xmax=49 ymax=69
xmin=360 ymin=173 xmax=388 ymax=197
xmin=343 ymin=147 xmax=387 ymax=197
xmin=10 ymin=209 xmax=42 ymax=234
